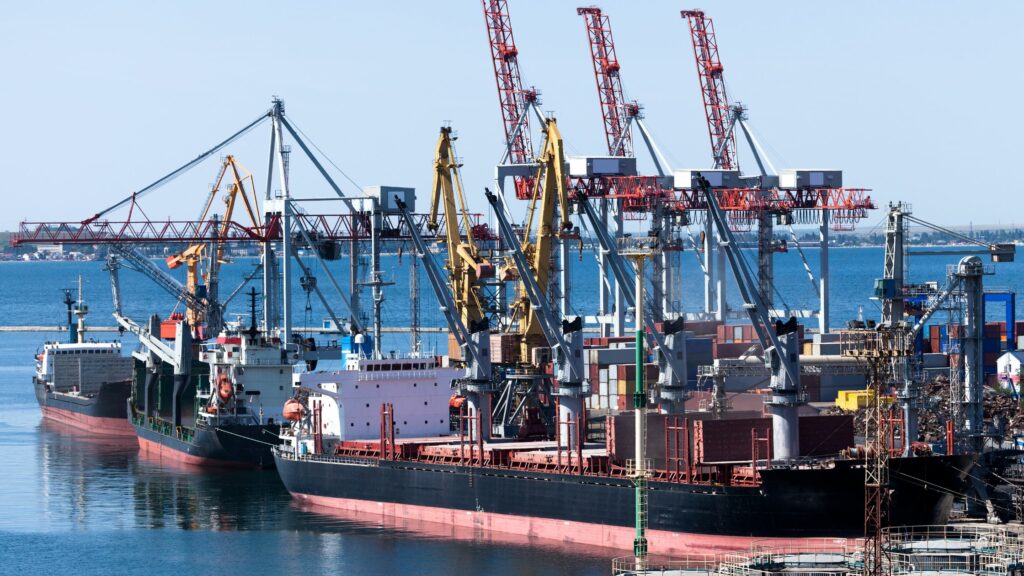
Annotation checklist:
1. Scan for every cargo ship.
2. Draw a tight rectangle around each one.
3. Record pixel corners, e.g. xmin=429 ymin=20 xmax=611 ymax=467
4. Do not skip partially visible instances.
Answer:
xmin=274 ymin=370 xmax=974 ymax=556
xmin=33 ymin=279 xmax=134 ymax=436
xmin=130 ymin=318 xmax=297 ymax=468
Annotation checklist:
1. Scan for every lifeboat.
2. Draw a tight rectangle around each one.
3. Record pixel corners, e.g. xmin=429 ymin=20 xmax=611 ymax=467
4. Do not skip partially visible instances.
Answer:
xmin=217 ymin=375 xmax=233 ymax=401
xmin=283 ymin=398 xmax=306 ymax=422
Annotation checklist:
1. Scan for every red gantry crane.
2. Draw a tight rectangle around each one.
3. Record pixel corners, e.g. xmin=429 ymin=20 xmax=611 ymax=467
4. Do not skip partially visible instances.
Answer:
xmin=680 ymin=8 xmax=875 ymax=330
xmin=576 ymin=5 xmax=684 ymax=329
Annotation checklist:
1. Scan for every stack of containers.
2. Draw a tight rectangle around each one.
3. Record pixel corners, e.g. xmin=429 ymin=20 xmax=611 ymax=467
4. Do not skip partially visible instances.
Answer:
xmin=582 ymin=340 xmax=659 ymax=412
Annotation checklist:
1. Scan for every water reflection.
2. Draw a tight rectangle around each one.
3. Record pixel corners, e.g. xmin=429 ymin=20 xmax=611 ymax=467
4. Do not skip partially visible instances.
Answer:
xmin=31 ymin=416 xmax=613 ymax=574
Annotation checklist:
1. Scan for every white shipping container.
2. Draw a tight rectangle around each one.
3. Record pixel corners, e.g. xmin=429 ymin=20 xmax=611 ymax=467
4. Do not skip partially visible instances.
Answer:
xmin=568 ymin=155 xmax=637 ymax=178
xmin=777 ymin=169 xmax=842 ymax=190
xmin=599 ymin=395 xmax=609 ymax=410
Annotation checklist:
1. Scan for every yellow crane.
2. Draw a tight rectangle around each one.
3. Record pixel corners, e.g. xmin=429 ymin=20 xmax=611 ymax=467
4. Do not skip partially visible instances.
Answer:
xmin=166 ymin=155 xmax=263 ymax=336
xmin=428 ymin=126 xmax=494 ymax=331
xmin=504 ymin=118 xmax=574 ymax=361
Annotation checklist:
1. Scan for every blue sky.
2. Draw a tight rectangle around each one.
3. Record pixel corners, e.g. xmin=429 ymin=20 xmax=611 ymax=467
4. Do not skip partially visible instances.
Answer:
xmin=2 ymin=1 xmax=1021 ymax=231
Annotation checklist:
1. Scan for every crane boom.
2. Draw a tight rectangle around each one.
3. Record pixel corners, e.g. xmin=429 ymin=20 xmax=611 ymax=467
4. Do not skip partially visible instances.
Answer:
xmin=680 ymin=9 xmax=739 ymax=170
xmin=427 ymin=127 xmax=495 ymax=329
xmin=577 ymin=6 xmax=639 ymax=157
xmin=514 ymin=119 xmax=573 ymax=352
xmin=111 ymin=244 xmax=204 ymax=314
xmin=482 ymin=0 xmax=538 ymax=200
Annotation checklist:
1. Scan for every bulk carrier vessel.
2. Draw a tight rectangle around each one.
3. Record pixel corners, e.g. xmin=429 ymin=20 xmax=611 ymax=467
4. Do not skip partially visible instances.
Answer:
xmin=273 ymin=373 xmax=973 ymax=555
xmin=34 ymin=279 xmax=134 ymax=436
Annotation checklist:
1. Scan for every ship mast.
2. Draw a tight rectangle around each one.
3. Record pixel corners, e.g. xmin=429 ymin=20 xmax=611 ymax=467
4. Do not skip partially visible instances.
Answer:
xmin=74 ymin=274 xmax=88 ymax=344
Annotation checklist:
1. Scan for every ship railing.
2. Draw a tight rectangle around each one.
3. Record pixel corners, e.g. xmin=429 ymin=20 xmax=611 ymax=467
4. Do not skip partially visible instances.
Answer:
xmin=277 ymin=450 xmax=379 ymax=468
xmin=236 ymin=357 xmax=290 ymax=367
xmin=357 ymin=369 xmax=436 ymax=382
xmin=611 ymin=554 xmax=719 ymax=575
xmin=886 ymin=549 xmax=1012 ymax=575
xmin=883 ymin=524 xmax=1024 ymax=564
xmin=717 ymin=545 xmax=860 ymax=575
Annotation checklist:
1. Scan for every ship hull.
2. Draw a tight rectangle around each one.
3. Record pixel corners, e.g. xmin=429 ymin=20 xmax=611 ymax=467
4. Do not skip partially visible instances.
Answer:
xmin=134 ymin=419 xmax=281 ymax=469
xmin=34 ymin=377 xmax=134 ymax=437
xmin=274 ymin=452 xmax=973 ymax=555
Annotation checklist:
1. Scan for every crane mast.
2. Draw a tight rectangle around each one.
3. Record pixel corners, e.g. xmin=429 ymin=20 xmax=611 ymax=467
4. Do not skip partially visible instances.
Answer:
xmin=482 ymin=0 xmax=538 ymax=200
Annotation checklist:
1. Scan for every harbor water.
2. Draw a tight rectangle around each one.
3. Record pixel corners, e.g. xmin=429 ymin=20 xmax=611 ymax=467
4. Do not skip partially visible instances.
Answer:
xmin=0 ymin=246 xmax=1021 ymax=575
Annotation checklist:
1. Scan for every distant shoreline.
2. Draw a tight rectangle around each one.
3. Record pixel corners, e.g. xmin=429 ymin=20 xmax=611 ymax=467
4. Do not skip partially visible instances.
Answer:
xmin=4 ymin=242 xmax=1017 ymax=263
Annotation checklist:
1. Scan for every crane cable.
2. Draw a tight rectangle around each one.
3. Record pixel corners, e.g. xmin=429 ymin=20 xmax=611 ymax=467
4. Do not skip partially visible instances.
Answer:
xmin=84 ymin=112 xmax=271 ymax=223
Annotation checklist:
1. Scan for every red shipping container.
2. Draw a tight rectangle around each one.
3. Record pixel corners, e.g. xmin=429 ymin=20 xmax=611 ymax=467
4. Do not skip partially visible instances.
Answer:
xmin=984 ymin=322 xmax=1003 ymax=338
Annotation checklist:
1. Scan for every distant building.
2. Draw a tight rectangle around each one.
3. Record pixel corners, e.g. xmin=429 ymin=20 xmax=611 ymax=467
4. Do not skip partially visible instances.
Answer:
xmin=996 ymin=351 xmax=1024 ymax=392
xmin=35 ymin=244 xmax=64 ymax=257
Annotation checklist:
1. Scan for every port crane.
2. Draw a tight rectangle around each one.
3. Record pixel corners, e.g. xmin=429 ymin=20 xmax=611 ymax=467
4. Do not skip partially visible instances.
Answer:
xmin=504 ymin=117 xmax=575 ymax=360
xmin=13 ymin=99 xmax=493 ymax=356
xmin=164 ymin=155 xmax=263 ymax=338
xmin=486 ymin=188 xmax=587 ymax=448
xmin=576 ymin=5 xmax=680 ymax=332
xmin=696 ymin=172 xmax=803 ymax=460
xmin=397 ymin=196 xmax=494 ymax=442
xmin=875 ymin=202 xmax=1012 ymax=455
xmin=680 ymin=9 xmax=875 ymax=329
xmin=427 ymin=126 xmax=495 ymax=330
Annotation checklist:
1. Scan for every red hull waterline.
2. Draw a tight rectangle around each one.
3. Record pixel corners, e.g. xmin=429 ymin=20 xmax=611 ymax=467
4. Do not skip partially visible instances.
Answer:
xmin=41 ymin=406 xmax=136 ymax=438
xmin=136 ymin=436 xmax=253 ymax=469
xmin=291 ymin=493 xmax=851 ymax=556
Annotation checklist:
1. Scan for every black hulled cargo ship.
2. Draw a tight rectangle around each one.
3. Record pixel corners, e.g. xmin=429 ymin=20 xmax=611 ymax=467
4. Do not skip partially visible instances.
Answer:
xmin=34 ymin=280 xmax=134 ymax=436
xmin=34 ymin=341 xmax=134 ymax=437
xmin=274 ymin=372 xmax=974 ymax=556
xmin=274 ymin=448 xmax=973 ymax=555
xmin=129 ymin=319 xmax=294 ymax=469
